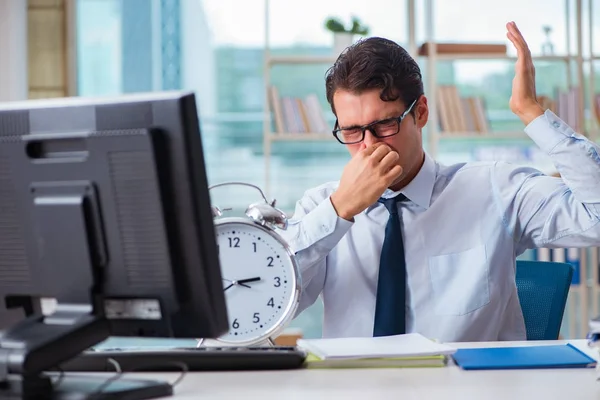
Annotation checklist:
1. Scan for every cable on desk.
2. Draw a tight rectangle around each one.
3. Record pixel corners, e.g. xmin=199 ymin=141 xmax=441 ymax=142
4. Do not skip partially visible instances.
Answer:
xmin=51 ymin=357 xmax=122 ymax=395
xmin=167 ymin=361 xmax=189 ymax=387
xmin=87 ymin=357 xmax=189 ymax=399
xmin=88 ymin=358 xmax=124 ymax=399
xmin=50 ymin=366 xmax=65 ymax=388
xmin=106 ymin=358 xmax=121 ymax=373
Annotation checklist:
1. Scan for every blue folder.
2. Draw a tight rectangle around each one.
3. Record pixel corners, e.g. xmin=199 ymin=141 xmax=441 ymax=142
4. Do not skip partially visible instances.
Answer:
xmin=452 ymin=344 xmax=597 ymax=370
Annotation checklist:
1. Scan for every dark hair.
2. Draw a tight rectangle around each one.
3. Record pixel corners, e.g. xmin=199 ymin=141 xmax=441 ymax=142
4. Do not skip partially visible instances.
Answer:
xmin=325 ymin=37 xmax=423 ymax=116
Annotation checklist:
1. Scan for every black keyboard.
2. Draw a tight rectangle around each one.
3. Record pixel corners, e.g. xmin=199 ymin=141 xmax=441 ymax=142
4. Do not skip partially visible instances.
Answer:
xmin=58 ymin=346 xmax=307 ymax=372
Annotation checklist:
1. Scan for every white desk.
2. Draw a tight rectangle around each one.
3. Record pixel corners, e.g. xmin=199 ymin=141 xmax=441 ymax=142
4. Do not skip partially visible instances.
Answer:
xmin=100 ymin=340 xmax=600 ymax=399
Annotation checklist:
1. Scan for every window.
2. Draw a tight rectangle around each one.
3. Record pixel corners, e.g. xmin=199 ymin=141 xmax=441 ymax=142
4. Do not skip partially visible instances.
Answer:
xmin=75 ymin=0 xmax=582 ymax=340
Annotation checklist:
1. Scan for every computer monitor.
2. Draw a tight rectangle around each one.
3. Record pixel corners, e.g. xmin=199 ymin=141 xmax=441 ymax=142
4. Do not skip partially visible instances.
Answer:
xmin=0 ymin=91 xmax=228 ymax=399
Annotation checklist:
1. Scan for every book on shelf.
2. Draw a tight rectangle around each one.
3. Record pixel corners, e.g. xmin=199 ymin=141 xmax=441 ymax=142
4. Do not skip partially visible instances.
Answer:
xmin=418 ymin=42 xmax=507 ymax=56
xmin=537 ymin=95 xmax=556 ymax=114
xmin=268 ymin=86 xmax=329 ymax=135
xmin=591 ymin=93 xmax=600 ymax=127
xmin=437 ymin=84 xmax=489 ymax=134
xmin=551 ymin=87 xmax=581 ymax=132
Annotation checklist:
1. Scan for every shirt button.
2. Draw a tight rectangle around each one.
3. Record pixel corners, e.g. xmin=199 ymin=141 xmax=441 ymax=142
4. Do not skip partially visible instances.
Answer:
xmin=321 ymin=225 xmax=329 ymax=233
xmin=552 ymin=121 xmax=560 ymax=128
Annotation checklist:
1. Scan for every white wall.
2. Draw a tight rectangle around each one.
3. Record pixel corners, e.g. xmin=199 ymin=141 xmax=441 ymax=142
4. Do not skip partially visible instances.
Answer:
xmin=0 ymin=0 xmax=28 ymax=102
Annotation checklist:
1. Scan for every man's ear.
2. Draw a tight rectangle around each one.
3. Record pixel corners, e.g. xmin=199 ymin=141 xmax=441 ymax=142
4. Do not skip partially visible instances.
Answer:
xmin=414 ymin=95 xmax=429 ymax=129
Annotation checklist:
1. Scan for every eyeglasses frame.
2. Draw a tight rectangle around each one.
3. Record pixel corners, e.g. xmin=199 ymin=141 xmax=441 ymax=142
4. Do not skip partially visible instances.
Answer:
xmin=331 ymin=98 xmax=418 ymax=145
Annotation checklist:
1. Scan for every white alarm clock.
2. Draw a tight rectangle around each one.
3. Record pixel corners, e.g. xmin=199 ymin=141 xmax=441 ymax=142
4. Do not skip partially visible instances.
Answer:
xmin=199 ymin=182 xmax=301 ymax=347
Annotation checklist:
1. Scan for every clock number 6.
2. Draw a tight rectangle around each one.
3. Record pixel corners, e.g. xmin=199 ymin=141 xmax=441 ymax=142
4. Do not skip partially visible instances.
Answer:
xmin=232 ymin=318 xmax=239 ymax=329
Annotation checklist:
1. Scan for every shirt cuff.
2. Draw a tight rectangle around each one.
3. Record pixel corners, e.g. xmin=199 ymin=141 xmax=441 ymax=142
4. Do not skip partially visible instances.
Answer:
xmin=293 ymin=196 xmax=353 ymax=252
xmin=524 ymin=109 xmax=580 ymax=155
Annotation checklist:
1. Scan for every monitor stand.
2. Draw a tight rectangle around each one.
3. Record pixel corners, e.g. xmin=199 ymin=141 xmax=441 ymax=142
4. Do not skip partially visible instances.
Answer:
xmin=0 ymin=179 xmax=174 ymax=399
xmin=1 ymin=374 xmax=172 ymax=400
xmin=0 ymin=305 xmax=173 ymax=400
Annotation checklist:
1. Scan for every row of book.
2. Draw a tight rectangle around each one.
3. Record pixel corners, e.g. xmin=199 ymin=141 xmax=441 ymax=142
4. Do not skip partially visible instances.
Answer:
xmin=269 ymin=84 xmax=492 ymax=136
xmin=268 ymin=86 xmax=330 ymax=134
xmin=437 ymin=85 xmax=489 ymax=134
xmin=268 ymin=84 xmax=491 ymax=136
xmin=436 ymin=85 xmax=587 ymax=135
xmin=268 ymin=84 xmax=587 ymax=137
xmin=591 ymin=93 xmax=600 ymax=127
xmin=538 ymin=87 xmax=582 ymax=133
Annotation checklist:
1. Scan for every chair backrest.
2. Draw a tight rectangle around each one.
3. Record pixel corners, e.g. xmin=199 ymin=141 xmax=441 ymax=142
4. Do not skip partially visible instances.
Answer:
xmin=515 ymin=260 xmax=573 ymax=340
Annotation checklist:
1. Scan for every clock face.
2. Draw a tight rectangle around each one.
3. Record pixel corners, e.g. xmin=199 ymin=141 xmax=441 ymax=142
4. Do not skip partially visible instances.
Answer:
xmin=215 ymin=220 xmax=298 ymax=343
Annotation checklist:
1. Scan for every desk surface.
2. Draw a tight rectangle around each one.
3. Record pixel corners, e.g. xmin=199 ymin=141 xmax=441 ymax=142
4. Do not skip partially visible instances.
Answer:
xmin=93 ymin=340 xmax=600 ymax=400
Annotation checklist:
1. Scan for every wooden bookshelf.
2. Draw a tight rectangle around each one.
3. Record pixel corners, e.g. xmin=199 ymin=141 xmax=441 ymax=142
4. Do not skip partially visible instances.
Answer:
xmin=587 ymin=0 xmax=600 ymax=143
xmin=271 ymin=133 xmax=332 ymax=142
xmin=263 ymin=0 xmax=589 ymax=195
xmin=268 ymin=55 xmax=337 ymax=65
xmin=438 ymin=132 xmax=529 ymax=140
xmin=421 ymin=0 xmax=586 ymax=158
xmin=421 ymin=53 xmax=571 ymax=62
xmin=27 ymin=0 xmax=76 ymax=100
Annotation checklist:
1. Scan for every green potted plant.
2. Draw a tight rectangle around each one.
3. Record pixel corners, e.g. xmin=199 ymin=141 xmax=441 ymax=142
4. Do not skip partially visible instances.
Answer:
xmin=324 ymin=16 xmax=369 ymax=55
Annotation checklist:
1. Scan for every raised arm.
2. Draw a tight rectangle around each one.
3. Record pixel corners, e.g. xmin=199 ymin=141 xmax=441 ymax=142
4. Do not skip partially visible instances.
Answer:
xmin=496 ymin=22 xmax=600 ymax=251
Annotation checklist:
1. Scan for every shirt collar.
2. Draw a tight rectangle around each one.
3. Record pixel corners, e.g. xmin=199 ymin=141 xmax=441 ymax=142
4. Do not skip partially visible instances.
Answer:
xmin=371 ymin=152 xmax=436 ymax=211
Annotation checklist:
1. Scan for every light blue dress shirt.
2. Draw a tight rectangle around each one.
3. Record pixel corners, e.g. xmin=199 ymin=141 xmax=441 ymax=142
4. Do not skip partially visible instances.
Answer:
xmin=278 ymin=110 xmax=600 ymax=342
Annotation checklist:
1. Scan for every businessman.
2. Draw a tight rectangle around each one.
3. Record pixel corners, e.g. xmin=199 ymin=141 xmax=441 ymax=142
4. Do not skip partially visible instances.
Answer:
xmin=278 ymin=22 xmax=600 ymax=342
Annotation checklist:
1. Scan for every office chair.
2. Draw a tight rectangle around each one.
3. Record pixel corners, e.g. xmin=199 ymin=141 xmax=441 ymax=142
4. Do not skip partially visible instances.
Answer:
xmin=515 ymin=260 xmax=574 ymax=340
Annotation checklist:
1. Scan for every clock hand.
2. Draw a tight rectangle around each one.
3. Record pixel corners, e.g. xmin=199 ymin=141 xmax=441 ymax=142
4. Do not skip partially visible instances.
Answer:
xmin=236 ymin=277 xmax=261 ymax=285
xmin=223 ymin=277 xmax=261 ymax=290
xmin=236 ymin=277 xmax=261 ymax=289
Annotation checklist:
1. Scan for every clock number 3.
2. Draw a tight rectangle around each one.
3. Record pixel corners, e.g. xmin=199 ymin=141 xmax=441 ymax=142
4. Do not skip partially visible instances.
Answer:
xmin=274 ymin=277 xmax=281 ymax=287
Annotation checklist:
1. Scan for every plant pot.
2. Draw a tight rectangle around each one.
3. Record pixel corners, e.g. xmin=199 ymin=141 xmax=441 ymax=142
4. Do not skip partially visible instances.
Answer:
xmin=333 ymin=32 xmax=354 ymax=55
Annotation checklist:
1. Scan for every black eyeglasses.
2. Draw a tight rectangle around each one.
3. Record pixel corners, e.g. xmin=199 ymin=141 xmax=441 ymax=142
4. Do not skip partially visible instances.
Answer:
xmin=332 ymin=99 xmax=417 ymax=145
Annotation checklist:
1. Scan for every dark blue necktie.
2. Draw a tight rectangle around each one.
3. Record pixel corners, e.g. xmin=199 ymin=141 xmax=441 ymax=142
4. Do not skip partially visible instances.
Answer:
xmin=373 ymin=194 xmax=407 ymax=337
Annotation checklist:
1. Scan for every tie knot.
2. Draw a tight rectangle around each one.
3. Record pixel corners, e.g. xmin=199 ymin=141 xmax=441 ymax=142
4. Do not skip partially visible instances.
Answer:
xmin=378 ymin=194 xmax=407 ymax=214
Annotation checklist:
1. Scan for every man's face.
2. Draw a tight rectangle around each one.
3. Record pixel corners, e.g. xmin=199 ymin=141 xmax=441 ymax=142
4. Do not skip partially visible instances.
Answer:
xmin=333 ymin=88 xmax=429 ymax=190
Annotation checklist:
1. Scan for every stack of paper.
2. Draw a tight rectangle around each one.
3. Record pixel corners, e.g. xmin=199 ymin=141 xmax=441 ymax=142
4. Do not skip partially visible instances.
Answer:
xmin=296 ymin=333 xmax=456 ymax=369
